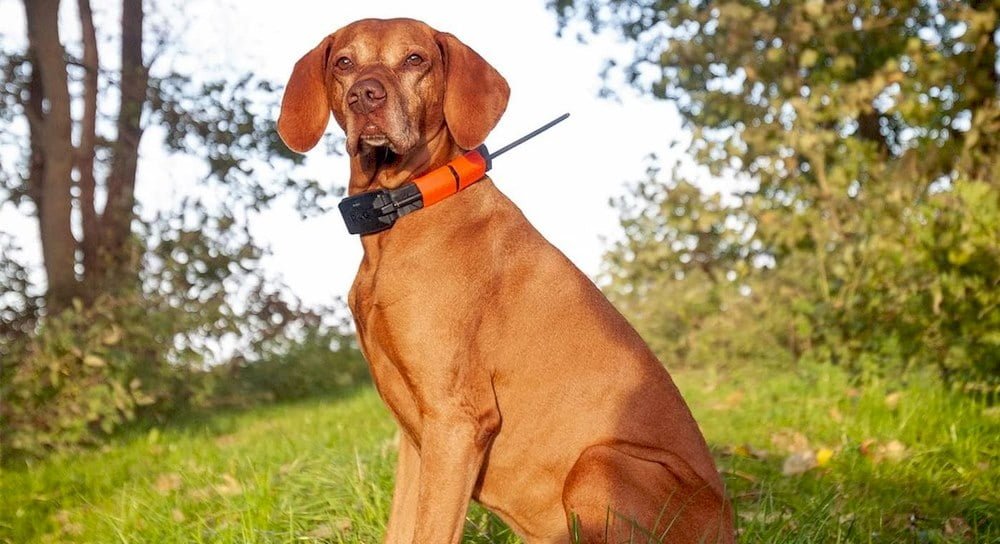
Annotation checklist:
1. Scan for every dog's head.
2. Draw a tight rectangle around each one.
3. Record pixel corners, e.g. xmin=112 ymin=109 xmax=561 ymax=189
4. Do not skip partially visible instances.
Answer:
xmin=277 ymin=18 xmax=509 ymax=179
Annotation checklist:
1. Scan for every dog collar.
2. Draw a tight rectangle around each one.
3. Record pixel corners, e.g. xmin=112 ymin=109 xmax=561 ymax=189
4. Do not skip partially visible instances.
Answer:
xmin=337 ymin=113 xmax=570 ymax=236
xmin=338 ymin=145 xmax=490 ymax=235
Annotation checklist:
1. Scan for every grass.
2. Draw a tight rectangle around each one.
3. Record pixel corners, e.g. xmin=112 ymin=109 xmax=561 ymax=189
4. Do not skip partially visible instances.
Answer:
xmin=1 ymin=364 xmax=997 ymax=543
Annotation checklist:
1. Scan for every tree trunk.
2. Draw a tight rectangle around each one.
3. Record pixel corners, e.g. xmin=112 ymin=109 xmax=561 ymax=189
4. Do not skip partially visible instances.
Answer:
xmin=24 ymin=0 xmax=78 ymax=313
xmin=99 ymin=0 xmax=146 ymax=294
xmin=77 ymin=0 xmax=102 ymax=302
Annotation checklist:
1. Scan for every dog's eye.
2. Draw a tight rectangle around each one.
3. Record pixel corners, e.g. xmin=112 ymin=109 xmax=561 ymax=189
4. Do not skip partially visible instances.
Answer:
xmin=404 ymin=53 xmax=424 ymax=66
xmin=336 ymin=57 xmax=353 ymax=70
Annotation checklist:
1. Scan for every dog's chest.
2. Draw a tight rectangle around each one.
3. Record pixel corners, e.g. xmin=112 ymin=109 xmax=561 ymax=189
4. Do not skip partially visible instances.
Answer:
xmin=347 ymin=254 xmax=430 ymax=437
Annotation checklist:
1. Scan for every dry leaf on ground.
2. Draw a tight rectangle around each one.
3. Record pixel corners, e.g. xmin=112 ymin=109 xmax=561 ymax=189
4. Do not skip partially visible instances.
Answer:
xmin=153 ymin=473 xmax=182 ymax=495
xmin=815 ymin=447 xmax=835 ymax=467
xmin=860 ymin=438 xmax=907 ymax=463
xmin=943 ymin=516 xmax=973 ymax=540
xmin=711 ymin=390 xmax=745 ymax=411
xmin=771 ymin=430 xmax=810 ymax=453
xmin=782 ymin=450 xmax=817 ymax=476
xmin=214 ymin=474 xmax=243 ymax=497
xmin=307 ymin=518 xmax=353 ymax=539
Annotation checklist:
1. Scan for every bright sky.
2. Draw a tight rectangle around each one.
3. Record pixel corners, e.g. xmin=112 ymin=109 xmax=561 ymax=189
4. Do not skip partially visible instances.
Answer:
xmin=0 ymin=0 xmax=691 ymax=308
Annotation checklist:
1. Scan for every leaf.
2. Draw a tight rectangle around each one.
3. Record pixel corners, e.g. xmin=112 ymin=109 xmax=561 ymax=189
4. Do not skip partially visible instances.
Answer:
xmin=308 ymin=518 xmax=352 ymax=539
xmin=884 ymin=391 xmax=903 ymax=410
xmin=782 ymin=450 xmax=817 ymax=475
xmin=771 ymin=430 xmax=810 ymax=453
xmin=153 ymin=472 xmax=182 ymax=495
xmin=877 ymin=439 xmax=907 ymax=463
xmin=101 ymin=325 xmax=123 ymax=346
xmin=800 ymin=49 xmax=819 ymax=69
xmin=943 ymin=516 xmax=972 ymax=539
xmin=815 ymin=447 xmax=835 ymax=467
xmin=724 ymin=443 xmax=769 ymax=460
xmin=803 ymin=0 xmax=824 ymax=18
xmin=133 ymin=391 xmax=156 ymax=406
xmin=711 ymin=390 xmax=745 ymax=411
xmin=83 ymin=355 xmax=106 ymax=368
xmin=214 ymin=474 xmax=243 ymax=497
xmin=52 ymin=510 xmax=84 ymax=536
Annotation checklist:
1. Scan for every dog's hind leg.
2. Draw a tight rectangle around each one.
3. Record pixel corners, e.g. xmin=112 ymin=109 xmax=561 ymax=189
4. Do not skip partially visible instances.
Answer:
xmin=562 ymin=442 xmax=734 ymax=544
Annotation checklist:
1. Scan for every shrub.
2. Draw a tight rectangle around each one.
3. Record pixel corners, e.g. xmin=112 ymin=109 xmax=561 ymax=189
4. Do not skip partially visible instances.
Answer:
xmin=1 ymin=294 xmax=195 ymax=456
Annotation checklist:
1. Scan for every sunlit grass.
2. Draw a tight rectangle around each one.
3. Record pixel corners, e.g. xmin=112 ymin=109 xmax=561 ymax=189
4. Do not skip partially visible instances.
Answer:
xmin=679 ymin=363 xmax=999 ymax=543
xmin=2 ymin=365 xmax=997 ymax=543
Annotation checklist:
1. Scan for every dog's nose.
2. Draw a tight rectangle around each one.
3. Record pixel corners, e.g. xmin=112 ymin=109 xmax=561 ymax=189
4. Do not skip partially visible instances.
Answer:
xmin=347 ymin=78 xmax=387 ymax=114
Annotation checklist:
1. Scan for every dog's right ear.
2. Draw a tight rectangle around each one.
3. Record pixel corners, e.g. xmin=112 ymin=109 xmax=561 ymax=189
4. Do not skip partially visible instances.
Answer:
xmin=278 ymin=36 xmax=334 ymax=154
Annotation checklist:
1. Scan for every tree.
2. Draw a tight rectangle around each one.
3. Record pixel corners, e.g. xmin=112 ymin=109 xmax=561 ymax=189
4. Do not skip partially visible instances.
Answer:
xmin=2 ymin=0 xmax=324 ymax=312
xmin=552 ymin=0 xmax=999 ymax=382
xmin=0 ymin=1 xmax=347 ymax=456
xmin=15 ymin=0 xmax=144 ymax=310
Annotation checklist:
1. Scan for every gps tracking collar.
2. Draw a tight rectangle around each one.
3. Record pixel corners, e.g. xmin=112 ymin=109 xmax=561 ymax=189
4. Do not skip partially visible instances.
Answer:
xmin=338 ymin=113 xmax=570 ymax=235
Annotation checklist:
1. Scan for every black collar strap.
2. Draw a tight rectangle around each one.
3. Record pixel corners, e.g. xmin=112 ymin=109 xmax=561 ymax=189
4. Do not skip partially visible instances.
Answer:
xmin=338 ymin=145 xmax=490 ymax=235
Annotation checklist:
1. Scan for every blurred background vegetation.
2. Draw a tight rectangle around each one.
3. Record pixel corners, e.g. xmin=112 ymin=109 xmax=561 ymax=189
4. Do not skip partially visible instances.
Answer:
xmin=552 ymin=0 xmax=999 ymax=384
xmin=0 ymin=0 xmax=363 ymax=458
xmin=0 ymin=0 xmax=996 ymax=493
xmin=0 ymin=0 xmax=997 ymax=542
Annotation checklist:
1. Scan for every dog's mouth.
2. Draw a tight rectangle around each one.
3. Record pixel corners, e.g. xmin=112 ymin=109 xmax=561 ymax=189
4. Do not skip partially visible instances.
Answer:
xmin=367 ymin=143 xmax=399 ymax=168
xmin=356 ymin=123 xmax=403 ymax=166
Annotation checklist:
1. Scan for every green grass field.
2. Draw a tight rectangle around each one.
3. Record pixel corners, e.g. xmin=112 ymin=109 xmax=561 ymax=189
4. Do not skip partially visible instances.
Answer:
xmin=2 ymin=364 xmax=997 ymax=543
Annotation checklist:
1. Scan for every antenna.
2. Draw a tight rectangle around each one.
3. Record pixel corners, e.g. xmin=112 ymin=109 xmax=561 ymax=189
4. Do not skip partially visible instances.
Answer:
xmin=489 ymin=113 xmax=570 ymax=159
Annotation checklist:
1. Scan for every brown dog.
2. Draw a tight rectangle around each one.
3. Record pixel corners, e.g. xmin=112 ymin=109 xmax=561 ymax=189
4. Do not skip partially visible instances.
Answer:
xmin=277 ymin=18 xmax=734 ymax=544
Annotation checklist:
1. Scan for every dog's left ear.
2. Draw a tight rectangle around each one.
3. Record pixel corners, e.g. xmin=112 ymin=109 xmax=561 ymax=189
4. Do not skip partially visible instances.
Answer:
xmin=278 ymin=35 xmax=334 ymax=154
xmin=436 ymin=32 xmax=510 ymax=150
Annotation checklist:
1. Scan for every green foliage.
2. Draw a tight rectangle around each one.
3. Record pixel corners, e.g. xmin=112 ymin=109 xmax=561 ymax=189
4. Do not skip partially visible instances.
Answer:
xmin=0 ymin=202 xmax=363 ymax=458
xmin=0 ymin=289 xmax=366 ymax=459
xmin=0 ymin=4 xmax=350 ymax=459
xmin=215 ymin=328 xmax=370 ymax=405
xmin=601 ymin=161 xmax=790 ymax=370
xmin=1 ymin=293 xmax=188 ymax=456
xmin=552 ymin=0 xmax=1000 ymax=383
xmin=0 ymin=233 xmax=40 ymax=345
xmin=828 ymin=178 xmax=1000 ymax=382
xmin=147 ymin=74 xmax=342 ymax=218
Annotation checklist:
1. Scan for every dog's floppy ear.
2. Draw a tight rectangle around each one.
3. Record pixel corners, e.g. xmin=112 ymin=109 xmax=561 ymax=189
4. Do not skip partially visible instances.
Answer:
xmin=435 ymin=32 xmax=510 ymax=150
xmin=278 ymin=36 xmax=334 ymax=154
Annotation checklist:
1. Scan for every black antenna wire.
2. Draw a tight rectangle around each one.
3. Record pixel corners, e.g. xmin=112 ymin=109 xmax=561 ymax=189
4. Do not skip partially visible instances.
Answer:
xmin=490 ymin=113 xmax=570 ymax=159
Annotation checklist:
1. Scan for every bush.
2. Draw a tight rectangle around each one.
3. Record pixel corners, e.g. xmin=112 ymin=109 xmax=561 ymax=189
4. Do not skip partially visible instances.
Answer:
xmin=211 ymin=327 xmax=370 ymax=405
xmin=1 ymin=294 xmax=196 ymax=456
xmin=0 ymin=290 xmax=368 ymax=459
xmin=603 ymin=171 xmax=1000 ymax=388
xmin=827 ymin=179 xmax=1000 ymax=383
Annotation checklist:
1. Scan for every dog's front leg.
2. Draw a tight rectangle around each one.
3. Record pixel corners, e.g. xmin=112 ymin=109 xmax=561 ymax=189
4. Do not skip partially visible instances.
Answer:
xmin=384 ymin=430 xmax=420 ymax=543
xmin=411 ymin=399 xmax=500 ymax=544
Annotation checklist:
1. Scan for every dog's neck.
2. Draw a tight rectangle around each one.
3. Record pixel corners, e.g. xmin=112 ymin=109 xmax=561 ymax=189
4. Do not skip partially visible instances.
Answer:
xmin=347 ymin=126 xmax=459 ymax=195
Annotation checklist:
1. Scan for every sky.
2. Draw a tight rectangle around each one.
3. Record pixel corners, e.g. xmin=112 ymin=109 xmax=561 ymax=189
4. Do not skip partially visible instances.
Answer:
xmin=0 ymin=0 xmax=695 ymax=308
